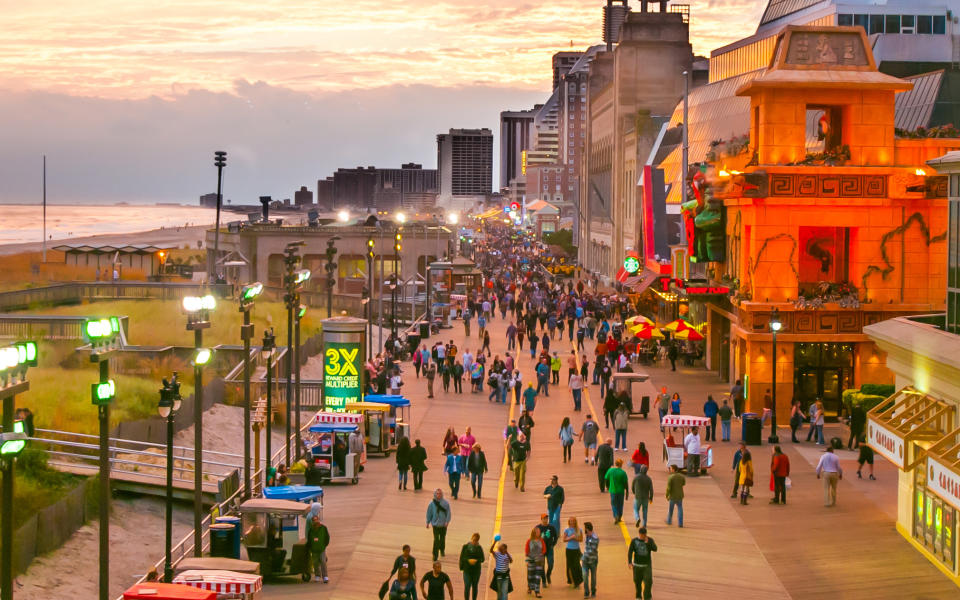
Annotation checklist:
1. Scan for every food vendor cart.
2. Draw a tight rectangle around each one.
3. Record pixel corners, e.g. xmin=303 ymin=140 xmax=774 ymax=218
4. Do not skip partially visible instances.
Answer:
xmin=660 ymin=415 xmax=713 ymax=474
xmin=305 ymin=422 xmax=361 ymax=484
xmin=344 ymin=401 xmax=392 ymax=455
xmin=173 ymin=558 xmax=260 ymax=576
xmin=262 ymin=485 xmax=324 ymax=504
xmin=361 ymin=394 xmax=412 ymax=447
xmin=123 ymin=583 xmax=216 ymax=600
xmin=173 ymin=570 xmax=263 ymax=599
xmin=238 ymin=498 xmax=311 ymax=581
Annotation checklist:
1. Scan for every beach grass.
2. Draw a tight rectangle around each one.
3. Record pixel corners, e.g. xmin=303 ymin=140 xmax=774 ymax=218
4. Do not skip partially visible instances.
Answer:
xmin=14 ymin=298 xmax=322 ymax=347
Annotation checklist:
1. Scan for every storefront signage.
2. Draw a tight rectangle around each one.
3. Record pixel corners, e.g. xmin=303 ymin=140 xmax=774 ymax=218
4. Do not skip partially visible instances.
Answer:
xmin=323 ymin=341 xmax=362 ymax=412
xmin=684 ymin=285 xmax=730 ymax=295
xmin=928 ymin=456 xmax=960 ymax=512
xmin=867 ymin=420 xmax=905 ymax=469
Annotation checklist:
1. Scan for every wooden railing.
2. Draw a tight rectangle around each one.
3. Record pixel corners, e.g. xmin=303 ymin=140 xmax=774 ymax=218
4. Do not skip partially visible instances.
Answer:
xmin=0 ymin=282 xmax=233 ymax=312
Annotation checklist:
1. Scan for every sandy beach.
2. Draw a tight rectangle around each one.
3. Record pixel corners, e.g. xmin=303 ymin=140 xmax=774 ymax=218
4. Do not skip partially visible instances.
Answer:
xmin=0 ymin=224 xmax=209 ymax=256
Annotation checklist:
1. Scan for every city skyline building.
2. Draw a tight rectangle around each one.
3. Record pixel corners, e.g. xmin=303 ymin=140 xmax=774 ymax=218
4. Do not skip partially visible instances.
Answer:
xmin=316 ymin=163 xmax=437 ymax=212
xmin=499 ymin=108 xmax=538 ymax=190
xmin=437 ymin=128 xmax=494 ymax=209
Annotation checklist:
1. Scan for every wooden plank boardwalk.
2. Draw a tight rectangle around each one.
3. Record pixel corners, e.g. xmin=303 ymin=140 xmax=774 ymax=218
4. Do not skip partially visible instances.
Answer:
xmin=259 ymin=314 xmax=958 ymax=599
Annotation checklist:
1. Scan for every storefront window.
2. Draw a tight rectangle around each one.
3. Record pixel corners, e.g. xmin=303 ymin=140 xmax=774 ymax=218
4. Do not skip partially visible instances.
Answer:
xmin=793 ymin=343 xmax=853 ymax=417
xmin=914 ymin=468 xmax=957 ymax=571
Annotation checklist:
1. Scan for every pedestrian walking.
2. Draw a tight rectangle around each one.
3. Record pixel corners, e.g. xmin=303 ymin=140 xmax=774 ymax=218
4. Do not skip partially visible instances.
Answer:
xmin=535 ymin=359 xmax=550 ymax=396
xmin=518 ymin=410 xmax=535 ymax=445
xmin=770 ymin=445 xmax=790 ymax=505
xmin=683 ymin=426 xmax=702 ymax=474
xmin=559 ymin=417 xmax=575 ymax=463
xmin=511 ymin=370 xmax=523 ymax=405
xmin=596 ymin=440 xmax=614 ymax=493
xmin=489 ymin=537 xmax=513 ymax=600
xmin=410 ymin=439 xmax=428 ymax=491
xmin=719 ymin=399 xmax=733 ymax=441
xmin=667 ymin=341 xmax=678 ymax=371
xmin=627 ymin=527 xmax=657 ymax=600
xmin=543 ymin=475 xmax=564 ymax=532
xmin=731 ymin=441 xmax=746 ymax=498
xmin=730 ymin=379 xmax=745 ymax=418
xmin=536 ymin=513 xmax=558 ymax=587
xmin=814 ymin=400 xmax=825 ymax=444
xmin=703 ymin=395 xmax=718 ymax=442
xmin=467 ymin=444 xmax=487 ymax=499
xmin=511 ymin=432 xmax=531 ymax=491
xmin=453 ymin=360 xmax=464 ymax=394
xmin=524 ymin=528 xmax=545 ymax=597
xmin=857 ymin=436 xmax=875 ymax=480
xmin=414 ymin=345 xmax=423 ymax=379
xmin=629 ymin=442 xmax=649 ymax=476
xmin=738 ymin=451 xmax=754 ymax=505
xmin=396 ymin=436 xmax=411 ymax=490
xmin=388 ymin=567 xmax=417 ymax=600
xmin=665 ymin=465 xmax=685 ymax=527
xmin=390 ymin=545 xmax=418 ymax=581
xmin=426 ymin=489 xmax=452 ymax=561
xmin=569 ymin=372 xmax=584 ymax=411
xmin=632 ymin=464 xmax=653 ymax=528
xmin=307 ymin=506 xmax=329 ymax=583
xmin=805 ymin=400 xmax=819 ymax=442
xmin=444 ymin=450 xmax=461 ymax=500
xmin=562 ymin=517 xmax=584 ymax=588
xmin=670 ymin=392 xmax=681 ymax=415
xmin=458 ymin=533 xmax=485 ymax=600
xmin=504 ymin=419 xmax=519 ymax=471
xmin=613 ymin=403 xmax=630 ymax=450
xmin=481 ymin=330 xmax=491 ymax=357
xmin=816 ymin=446 xmax=843 ymax=507
xmin=524 ymin=383 xmax=538 ymax=414
xmin=419 ymin=561 xmax=453 ymax=600
xmin=605 ymin=458 xmax=629 ymax=524
xmin=579 ymin=415 xmax=599 ymax=464
xmin=657 ymin=387 xmax=670 ymax=423
xmin=581 ymin=522 xmax=599 ymax=598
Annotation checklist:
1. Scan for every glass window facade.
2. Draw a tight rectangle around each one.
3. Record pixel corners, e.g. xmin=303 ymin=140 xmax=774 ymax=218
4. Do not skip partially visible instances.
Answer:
xmin=837 ymin=13 xmax=948 ymax=35
xmin=709 ymin=15 xmax=835 ymax=82
xmin=914 ymin=468 xmax=957 ymax=571
xmin=949 ymin=193 xmax=960 ymax=335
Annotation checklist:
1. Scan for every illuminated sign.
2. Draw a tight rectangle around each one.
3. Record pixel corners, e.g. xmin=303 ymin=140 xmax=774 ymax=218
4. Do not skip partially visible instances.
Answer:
xmin=510 ymin=201 xmax=520 ymax=212
xmin=521 ymin=150 xmax=527 ymax=176
xmin=867 ymin=420 xmax=905 ymax=469
xmin=623 ymin=256 xmax=640 ymax=274
xmin=684 ymin=286 xmax=731 ymax=295
xmin=323 ymin=341 xmax=362 ymax=412
xmin=928 ymin=456 xmax=960 ymax=512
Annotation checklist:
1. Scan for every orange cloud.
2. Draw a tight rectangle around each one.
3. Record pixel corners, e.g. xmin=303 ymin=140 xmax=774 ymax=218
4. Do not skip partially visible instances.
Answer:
xmin=1 ymin=0 xmax=764 ymax=98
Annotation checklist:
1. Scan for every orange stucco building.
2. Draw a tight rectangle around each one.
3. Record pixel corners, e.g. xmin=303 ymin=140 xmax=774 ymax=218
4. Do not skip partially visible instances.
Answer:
xmin=704 ymin=26 xmax=959 ymax=418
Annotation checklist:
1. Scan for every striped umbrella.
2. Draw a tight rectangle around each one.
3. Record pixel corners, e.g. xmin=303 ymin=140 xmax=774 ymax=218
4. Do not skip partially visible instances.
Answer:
xmin=662 ymin=318 xmax=692 ymax=332
xmin=625 ymin=315 xmax=655 ymax=327
xmin=672 ymin=328 xmax=704 ymax=341
xmin=634 ymin=325 xmax=664 ymax=339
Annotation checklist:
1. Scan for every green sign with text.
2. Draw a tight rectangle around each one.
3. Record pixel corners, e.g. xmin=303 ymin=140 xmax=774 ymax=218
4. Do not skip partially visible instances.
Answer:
xmin=323 ymin=341 xmax=362 ymax=412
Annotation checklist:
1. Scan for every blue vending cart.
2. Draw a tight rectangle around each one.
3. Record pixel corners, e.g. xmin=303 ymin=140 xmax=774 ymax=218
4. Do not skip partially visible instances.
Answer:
xmin=363 ymin=394 xmax=411 ymax=448
xmin=306 ymin=423 xmax=361 ymax=484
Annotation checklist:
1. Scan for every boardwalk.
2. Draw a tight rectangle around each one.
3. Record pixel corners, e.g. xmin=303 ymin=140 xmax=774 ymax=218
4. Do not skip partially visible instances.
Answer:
xmin=260 ymin=312 xmax=958 ymax=599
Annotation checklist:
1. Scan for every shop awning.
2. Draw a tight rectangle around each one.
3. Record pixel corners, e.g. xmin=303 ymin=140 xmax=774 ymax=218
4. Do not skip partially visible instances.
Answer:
xmin=867 ymin=386 xmax=956 ymax=470
xmin=925 ymin=428 xmax=960 ymax=511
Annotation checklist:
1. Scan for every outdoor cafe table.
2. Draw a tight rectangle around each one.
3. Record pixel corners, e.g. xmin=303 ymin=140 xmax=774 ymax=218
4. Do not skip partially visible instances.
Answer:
xmin=173 ymin=570 xmax=263 ymax=599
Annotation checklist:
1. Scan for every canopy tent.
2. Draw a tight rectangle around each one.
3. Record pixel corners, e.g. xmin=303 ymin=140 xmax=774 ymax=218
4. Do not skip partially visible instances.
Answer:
xmin=313 ymin=411 xmax=362 ymax=425
xmin=661 ymin=415 xmax=711 ymax=428
xmin=172 ymin=571 xmax=263 ymax=597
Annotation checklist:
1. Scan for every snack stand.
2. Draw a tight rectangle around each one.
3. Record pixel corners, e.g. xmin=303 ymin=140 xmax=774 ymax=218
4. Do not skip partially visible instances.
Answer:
xmin=262 ymin=485 xmax=324 ymax=504
xmin=660 ymin=415 xmax=713 ymax=473
xmin=305 ymin=422 xmax=361 ymax=484
xmin=344 ymin=401 xmax=393 ymax=455
xmin=362 ymin=394 xmax=412 ymax=446
xmin=172 ymin=570 xmax=263 ymax=599
xmin=238 ymin=498 xmax=311 ymax=581
xmin=173 ymin=558 xmax=260 ymax=576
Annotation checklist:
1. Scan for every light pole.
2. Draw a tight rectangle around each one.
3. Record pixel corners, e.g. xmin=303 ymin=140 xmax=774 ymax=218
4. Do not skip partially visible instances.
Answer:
xmin=183 ymin=294 xmax=214 ymax=556
xmin=262 ymin=328 xmax=276 ymax=486
xmin=282 ymin=241 xmax=305 ymax=468
xmin=0 ymin=342 xmax=36 ymax=600
xmin=294 ymin=304 xmax=305 ymax=459
xmin=366 ymin=236 xmax=375 ymax=355
xmin=447 ymin=213 xmax=459 ymax=258
xmin=392 ymin=226 xmax=402 ymax=338
xmin=84 ymin=318 xmax=119 ymax=600
xmin=768 ymin=307 xmax=782 ymax=444
xmin=324 ymin=237 xmax=340 ymax=318
xmin=158 ymin=373 xmax=182 ymax=582
xmin=212 ymin=151 xmax=227 ymax=282
xmin=239 ymin=282 xmax=262 ymax=499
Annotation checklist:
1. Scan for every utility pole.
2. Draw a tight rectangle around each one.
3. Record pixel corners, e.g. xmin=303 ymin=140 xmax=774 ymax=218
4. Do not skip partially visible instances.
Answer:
xmin=212 ymin=151 xmax=227 ymax=281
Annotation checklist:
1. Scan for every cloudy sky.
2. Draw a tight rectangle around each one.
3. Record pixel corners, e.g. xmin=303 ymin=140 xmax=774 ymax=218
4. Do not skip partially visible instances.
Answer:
xmin=2 ymin=0 xmax=765 ymax=204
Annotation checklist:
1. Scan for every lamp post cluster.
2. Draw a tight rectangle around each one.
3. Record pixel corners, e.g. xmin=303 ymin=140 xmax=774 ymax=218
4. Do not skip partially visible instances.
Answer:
xmin=262 ymin=328 xmax=276 ymax=485
xmin=282 ymin=242 xmax=308 ymax=468
xmin=238 ymin=282 xmax=262 ymax=499
xmin=83 ymin=317 xmax=121 ymax=600
xmin=182 ymin=294 xmax=215 ymax=556
xmin=0 ymin=341 xmax=36 ymax=600
xmin=324 ymin=237 xmax=340 ymax=319
xmin=158 ymin=373 xmax=182 ymax=583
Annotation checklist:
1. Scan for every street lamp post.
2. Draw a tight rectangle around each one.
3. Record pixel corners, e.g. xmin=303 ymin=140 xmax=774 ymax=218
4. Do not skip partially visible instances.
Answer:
xmin=159 ymin=373 xmax=182 ymax=582
xmin=392 ymin=228 xmax=402 ymax=338
xmin=294 ymin=304 xmax=305 ymax=459
xmin=84 ymin=318 xmax=119 ymax=600
xmin=239 ymin=282 xmax=262 ymax=499
xmin=282 ymin=241 xmax=305 ymax=468
xmin=366 ymin=236 xmax=375 ymax=355
xmin=262 ymin=329 xmax=276 ymax=486
xmin=324 ymin=237 xmax=340 ymax=319
xmin=183 ymin=294 xmax=214 ymax=556
xmin=0 ymin=342 xmax=36 ymax=600
xmin=212 ymin=151 xmax=227 ymax=282
xmin=769 ymin=307 xmax=782 ymax=444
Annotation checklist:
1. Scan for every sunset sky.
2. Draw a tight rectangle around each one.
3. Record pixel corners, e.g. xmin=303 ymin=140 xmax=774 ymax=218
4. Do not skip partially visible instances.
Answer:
xmin=2 ymin=0 xmax=764 ymax=204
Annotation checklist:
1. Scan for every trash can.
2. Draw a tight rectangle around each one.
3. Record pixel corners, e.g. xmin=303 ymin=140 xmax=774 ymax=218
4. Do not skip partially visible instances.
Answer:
xmin=742 ymin=413 xmax=762 ymax=446
xmin=209 ymin=523 xmax=238 ymax=559
xmin=418 ymin=321 xmax=430 ymax=339
xmin=215 ymin=516 xmax=242 ymax=559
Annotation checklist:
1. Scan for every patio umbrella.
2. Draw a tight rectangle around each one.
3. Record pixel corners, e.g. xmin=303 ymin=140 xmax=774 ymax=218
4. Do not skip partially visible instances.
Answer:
xmin=662 ymin=318 xmax=692 ymax=332
xmin=634 ymin=325 xmax=664 ymax=339
xmin=625 ymin=315 xmax=655 ymax=327
xmin=672 ymin=328 xmax=704 ymax=341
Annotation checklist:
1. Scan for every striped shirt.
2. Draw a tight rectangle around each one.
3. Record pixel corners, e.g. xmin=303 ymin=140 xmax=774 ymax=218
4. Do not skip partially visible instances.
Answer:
xmin=493 ymin=551 xmax=510 ymax=572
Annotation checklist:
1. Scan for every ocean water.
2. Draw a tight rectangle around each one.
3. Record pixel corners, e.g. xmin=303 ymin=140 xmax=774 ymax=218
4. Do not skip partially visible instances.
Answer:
xmin=0 ymin=204 xmax=216 ymax=245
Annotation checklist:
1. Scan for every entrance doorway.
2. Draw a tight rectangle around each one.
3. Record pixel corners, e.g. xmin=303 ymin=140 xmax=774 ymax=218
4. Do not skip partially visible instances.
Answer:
xmin=793 ymin=343 xmax=854 ymax=418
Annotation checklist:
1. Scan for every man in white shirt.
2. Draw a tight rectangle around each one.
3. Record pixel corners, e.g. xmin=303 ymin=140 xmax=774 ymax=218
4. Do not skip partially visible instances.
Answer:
xmin=389 ymin=370 xmax=403 ymax=395
xmin=683 ymin=427 xmax=702 ymax=474
xmin=816 ymin=447 xmax=843 ymax=507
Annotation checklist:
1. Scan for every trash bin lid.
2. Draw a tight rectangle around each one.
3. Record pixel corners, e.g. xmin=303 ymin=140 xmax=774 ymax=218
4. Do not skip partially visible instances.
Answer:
xmin=210 ymin=524 xmax=233 ymax=530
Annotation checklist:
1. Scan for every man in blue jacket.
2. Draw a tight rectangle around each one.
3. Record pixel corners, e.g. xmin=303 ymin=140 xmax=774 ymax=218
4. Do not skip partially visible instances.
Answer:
xmin=703 ymin=395 xmax=719 ymax=442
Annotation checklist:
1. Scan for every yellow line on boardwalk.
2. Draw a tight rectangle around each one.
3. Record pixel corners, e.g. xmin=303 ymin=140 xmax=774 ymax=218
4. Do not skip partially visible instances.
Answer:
xmin=574 ymin=345 xmax=633 ymax=545
xmin=483 ymin=362 xmax=516 ymax=600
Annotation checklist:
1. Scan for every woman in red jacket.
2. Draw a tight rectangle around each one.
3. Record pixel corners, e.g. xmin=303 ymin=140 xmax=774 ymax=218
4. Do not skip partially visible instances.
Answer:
xmin=630 ymin=442 xmax=650 ymax=476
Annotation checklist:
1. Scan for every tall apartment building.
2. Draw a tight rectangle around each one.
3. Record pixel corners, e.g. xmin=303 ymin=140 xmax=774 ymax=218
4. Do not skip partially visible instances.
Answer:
xmin=437 ymin=128 xmax=494 ymax=209
xmin=294 ymin=186 xmax=313 ymax=207
xmin=316 ymin=163 xmax=437 ymax=211
xmin=552 ymin=52 xmax=582 ymax=89
xmin=500 ymin=109 xmax=538 ymax=190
